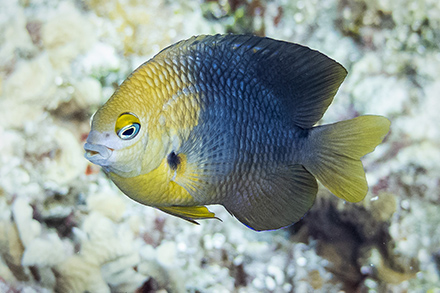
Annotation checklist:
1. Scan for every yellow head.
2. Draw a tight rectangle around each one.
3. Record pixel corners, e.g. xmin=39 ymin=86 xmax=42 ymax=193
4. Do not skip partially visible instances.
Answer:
xmin=84 ymin=53 xmax=200 ymax=179
xmin=84 ymin=41 xmax=205 ymax=208
xmin=84 ymin=62 xmax=173 ymax=178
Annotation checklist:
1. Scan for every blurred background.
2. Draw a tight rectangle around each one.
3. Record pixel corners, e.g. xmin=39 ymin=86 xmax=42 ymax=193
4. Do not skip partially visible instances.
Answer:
xmin=0 ymin=0 xmax=439 ymax=292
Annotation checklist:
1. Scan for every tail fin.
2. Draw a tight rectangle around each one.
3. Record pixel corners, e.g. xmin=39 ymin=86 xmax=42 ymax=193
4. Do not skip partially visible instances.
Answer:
xmin=304 ymin=115 xmax=390 ymax=202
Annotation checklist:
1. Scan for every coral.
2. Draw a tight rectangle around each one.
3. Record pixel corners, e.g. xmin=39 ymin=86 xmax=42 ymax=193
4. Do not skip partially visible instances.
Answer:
xmin=0 ymin=220 xmax=25 ymax=282
xmin=12 ymin=198 xmax=42 ymax=249
xmin=41 ymin=2 xmax=97 ymax=71
xmin=84 ymin=0 xmax=224 ymax=56
xmin=359 ymin=247 xmax=418 ymax=284
xmin=86 ymin=192 xmax=126 ymax=222
xmin=54 ymin=212 xmax=147 ymax=292
xmin=1 ymin=0 xmax=439 ymax=291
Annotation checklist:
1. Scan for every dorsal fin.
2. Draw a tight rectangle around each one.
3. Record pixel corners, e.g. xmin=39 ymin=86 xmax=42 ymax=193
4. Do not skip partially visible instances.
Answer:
xmin=161 ymin=34 xmax=347 ymax=128
xmin=246 ymin=35 xmax=347 ymax=128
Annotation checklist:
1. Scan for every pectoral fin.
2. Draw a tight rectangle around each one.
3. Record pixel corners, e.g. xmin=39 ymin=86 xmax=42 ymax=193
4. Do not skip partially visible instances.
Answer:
xmin=157 ymin=205 xmax=220 ymax=224
xmin=170 ymin=118 xmax=236 ymax=202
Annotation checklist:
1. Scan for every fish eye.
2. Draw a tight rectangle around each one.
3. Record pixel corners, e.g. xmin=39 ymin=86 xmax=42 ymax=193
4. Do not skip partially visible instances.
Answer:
xmin=115 ymin=112 xmax=141 ymax=140
xmin=117 ymin=123 xmax=140 ymax=140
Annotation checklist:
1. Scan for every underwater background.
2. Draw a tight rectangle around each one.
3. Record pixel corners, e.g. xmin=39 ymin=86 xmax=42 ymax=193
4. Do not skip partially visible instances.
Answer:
xmin=0 ymin=0 xmax=439 ymax=292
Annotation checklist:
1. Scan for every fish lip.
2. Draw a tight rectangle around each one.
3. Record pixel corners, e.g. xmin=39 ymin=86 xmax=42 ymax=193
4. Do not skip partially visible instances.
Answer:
xmin=84 ymin=143 xmax=114 ymax=166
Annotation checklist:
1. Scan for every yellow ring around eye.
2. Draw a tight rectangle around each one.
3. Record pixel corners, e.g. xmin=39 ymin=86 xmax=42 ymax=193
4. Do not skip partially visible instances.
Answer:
xmin=115 ymin=113 xmax=141 ymax=140
xmin=115 ymin=112 xmax=141 ymax=133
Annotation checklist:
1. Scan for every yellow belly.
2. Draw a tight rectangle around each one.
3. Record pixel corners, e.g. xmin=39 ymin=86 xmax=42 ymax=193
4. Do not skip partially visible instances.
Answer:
xmin=108 ymin=156 xmax=197 ymax=207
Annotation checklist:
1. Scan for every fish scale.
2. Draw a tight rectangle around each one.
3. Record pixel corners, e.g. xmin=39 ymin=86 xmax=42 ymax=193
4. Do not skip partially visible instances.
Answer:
xmin=84 ymin=34 xmax=390 ymax=231
xmin=185 ymin=42 xmax=303 ymax=201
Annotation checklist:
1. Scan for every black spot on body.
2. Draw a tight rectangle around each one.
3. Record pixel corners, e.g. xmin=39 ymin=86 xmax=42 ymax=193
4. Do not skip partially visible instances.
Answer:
xmin=167 ymin=151 xmax=181 ymax=170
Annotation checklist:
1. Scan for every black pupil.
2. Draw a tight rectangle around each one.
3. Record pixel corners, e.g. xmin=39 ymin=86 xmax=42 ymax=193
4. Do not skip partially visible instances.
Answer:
xmin=123 ymin=127 xmax=134 ymax=136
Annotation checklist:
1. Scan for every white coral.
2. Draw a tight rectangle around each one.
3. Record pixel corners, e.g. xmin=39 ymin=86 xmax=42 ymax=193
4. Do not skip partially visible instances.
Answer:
xmin=12 ymin=198 xmax=41 ymax=248
xmin=21 ymin=234 xmax=66 ymax=267
xmin=55 ymin=212 xmax=147 ymax=292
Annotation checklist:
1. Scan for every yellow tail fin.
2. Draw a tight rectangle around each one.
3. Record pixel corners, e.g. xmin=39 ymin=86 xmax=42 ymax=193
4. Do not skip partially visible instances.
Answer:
xmin=304 ymin=115 xmax=390 ymax=202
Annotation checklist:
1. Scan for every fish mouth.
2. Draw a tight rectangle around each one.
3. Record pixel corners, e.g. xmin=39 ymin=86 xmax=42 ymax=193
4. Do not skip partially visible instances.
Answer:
xmin=84 ymin=143 xmax=114 ymax=166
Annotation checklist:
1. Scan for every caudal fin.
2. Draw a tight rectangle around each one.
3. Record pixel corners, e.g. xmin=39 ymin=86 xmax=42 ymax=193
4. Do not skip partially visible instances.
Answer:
xmin=304 ymin=115 xmax=390 ymax=202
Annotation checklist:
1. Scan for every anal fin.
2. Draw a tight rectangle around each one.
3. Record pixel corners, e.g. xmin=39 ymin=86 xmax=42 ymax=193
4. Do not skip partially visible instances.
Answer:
xmin=223 ymin=164 xmax=318 ymax=231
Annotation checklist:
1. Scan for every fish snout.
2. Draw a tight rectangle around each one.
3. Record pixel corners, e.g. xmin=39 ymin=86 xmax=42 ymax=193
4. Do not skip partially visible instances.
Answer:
xmin=84 ymin=143 xmax=114 ymax=166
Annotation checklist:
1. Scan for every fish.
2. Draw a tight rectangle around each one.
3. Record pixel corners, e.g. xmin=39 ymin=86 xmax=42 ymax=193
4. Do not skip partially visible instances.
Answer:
xmin=84 ymin=34 xmax=390 ymax=231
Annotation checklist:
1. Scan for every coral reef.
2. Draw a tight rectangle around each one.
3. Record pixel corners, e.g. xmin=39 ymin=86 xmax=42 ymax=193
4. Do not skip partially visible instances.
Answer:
xmin=1 ymin=0 xmax=439 ymax=291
